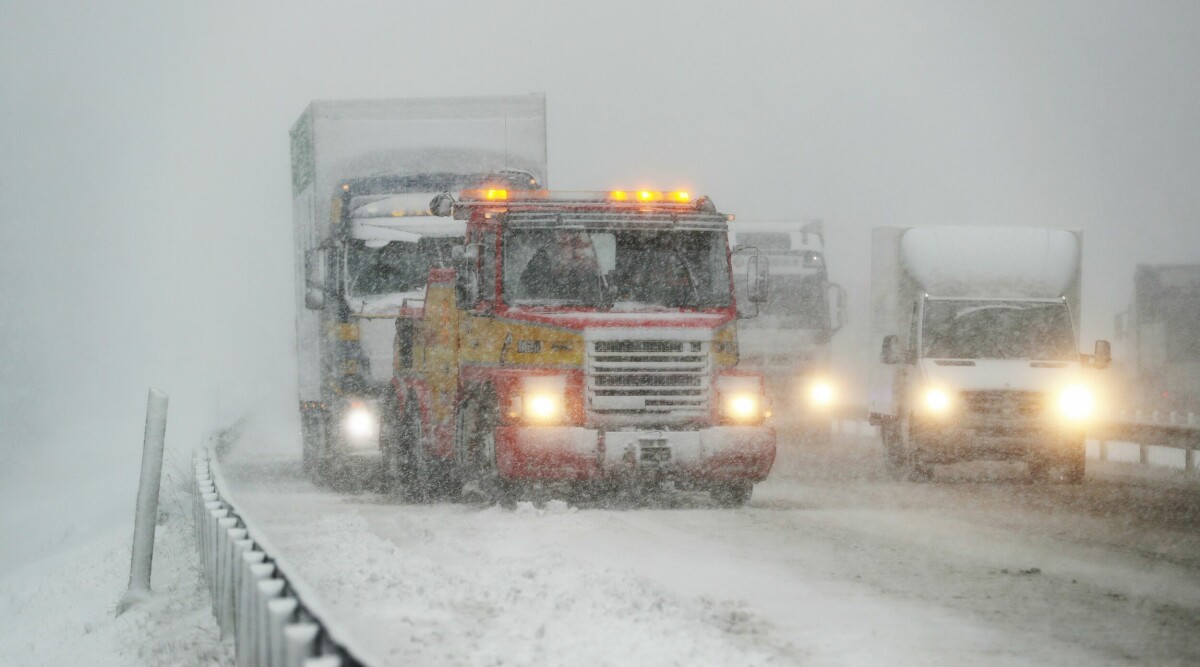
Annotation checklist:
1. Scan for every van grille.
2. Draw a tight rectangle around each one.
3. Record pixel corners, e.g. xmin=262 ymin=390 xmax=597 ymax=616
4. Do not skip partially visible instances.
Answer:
xmin=587 ymin=339 xmax=711 ymax=418
xmin=961 ymin=391 xmax=1046 ymax=418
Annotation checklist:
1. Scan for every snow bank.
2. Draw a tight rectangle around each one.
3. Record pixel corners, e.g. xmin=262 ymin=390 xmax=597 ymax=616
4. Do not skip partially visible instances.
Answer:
xmin=0 ymin=477 xmax=231 ymax=666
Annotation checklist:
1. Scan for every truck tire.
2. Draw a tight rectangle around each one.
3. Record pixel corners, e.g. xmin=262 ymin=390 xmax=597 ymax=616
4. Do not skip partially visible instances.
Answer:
xmin=710 ymin=482 xmax=753 ymax=507
xmin=398 ymin=395 xmax=427 ymax=502
xmin=456 ymin=391 xmax=508 ymax=506
xmin=379 ymin=395 xmax=408 ymax=494
xmin=881 ymin=420 xmax=908 ymax=478
xmin=1062 ymin=437 xmax=1086 ymax=484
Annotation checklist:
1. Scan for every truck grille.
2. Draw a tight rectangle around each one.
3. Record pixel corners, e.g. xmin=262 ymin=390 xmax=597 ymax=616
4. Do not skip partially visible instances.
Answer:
xmin=961 ymin=391 xmax=1046 ymax=418
xmin=587 ymin=339 xmax=711 ymax=418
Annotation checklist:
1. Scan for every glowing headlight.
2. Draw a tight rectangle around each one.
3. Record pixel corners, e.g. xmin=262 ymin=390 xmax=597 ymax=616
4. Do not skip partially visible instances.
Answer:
xmin=522 ymin=375 xmax=567 ymax=424
xmin=922 ymin=388 xmax=952 ymax=413
xmin=728 ymin=394 xmax=759 ymax=419
xmin=1058 ymin=385 xmax=1094 ymax=420
xmin=525 ymin=393 xmax=562 ymax=422
xmin=809 ymin=381 xmax=835 ymax=408
xmin=342 ymin=402 xmax=378 ymax=443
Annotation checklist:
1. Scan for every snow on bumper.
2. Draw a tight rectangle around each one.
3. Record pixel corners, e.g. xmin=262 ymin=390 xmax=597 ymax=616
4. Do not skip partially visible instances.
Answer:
xmin=494 ymin=426 xmax=776 ymax=482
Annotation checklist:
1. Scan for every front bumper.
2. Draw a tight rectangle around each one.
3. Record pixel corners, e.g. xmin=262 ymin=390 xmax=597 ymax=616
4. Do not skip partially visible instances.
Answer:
xmin=912 ymin=416 xmax=1085 ymax=463
xmin=494 ymin=425 xmax=776 ymax=482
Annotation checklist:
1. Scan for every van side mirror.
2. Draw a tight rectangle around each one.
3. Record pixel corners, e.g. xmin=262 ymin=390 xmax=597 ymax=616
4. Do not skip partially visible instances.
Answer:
xmin=828 ymin=283 xmax=847 ymax=333
xmin=1093 ymin=340 xmax=1112 ymax=369
xmin=303 ymin=248 xmax=327 ymax=310
xmin=748 ymin=254 xmax=769 ymax=304
xmin=881 ymin=335 xmax=903 ymax=365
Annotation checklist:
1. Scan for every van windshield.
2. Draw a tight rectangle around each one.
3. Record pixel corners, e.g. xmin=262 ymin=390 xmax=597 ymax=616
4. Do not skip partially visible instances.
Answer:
xmin=922 ymin=300 xmax=1076 ymax=361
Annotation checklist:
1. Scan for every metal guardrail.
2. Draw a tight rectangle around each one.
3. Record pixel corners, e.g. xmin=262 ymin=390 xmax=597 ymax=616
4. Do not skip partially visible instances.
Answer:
xmin=193 ymin=448 xmax=382 ymax=667
xmin=1092 ymin=410 xmax=1200 ymax=471
xmin=831 ymin=405 xmax=1198 ymax=472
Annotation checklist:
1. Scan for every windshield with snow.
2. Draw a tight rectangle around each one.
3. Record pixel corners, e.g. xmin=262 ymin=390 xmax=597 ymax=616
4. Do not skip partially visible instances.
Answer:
xmin=503 ymin=228 xmax=732 ymax=308
xmin=346 ymin=239 xmax=454 ymax=297
xmin=921 ymin=300 xmax=1077 ymax=360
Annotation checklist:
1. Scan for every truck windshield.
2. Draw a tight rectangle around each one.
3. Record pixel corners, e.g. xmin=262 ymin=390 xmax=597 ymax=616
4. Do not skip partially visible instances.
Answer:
xmin=734 ymin=272 xmax=829 ymax=329
xmin=346 ymin=239 xmax=452 ymax=297
xmin=503 ymin=228 xmax=732 ymax=308
xmin=922 ymin=300 xmax=1077 ymax=361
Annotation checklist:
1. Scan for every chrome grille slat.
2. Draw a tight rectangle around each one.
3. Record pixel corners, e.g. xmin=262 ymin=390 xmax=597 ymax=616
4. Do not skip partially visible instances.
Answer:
xmin=588 ymin=338 xmax=712 ymax=418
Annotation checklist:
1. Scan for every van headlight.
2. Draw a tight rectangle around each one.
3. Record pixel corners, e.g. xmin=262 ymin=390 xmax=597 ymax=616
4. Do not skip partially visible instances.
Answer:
xmin=1057 ymin=385 xmax=1094 ymax=421
xmin=341 ymin=400 xmax=379 ymax=446
xmin=921 ymin=387 xmax=953 ymax=414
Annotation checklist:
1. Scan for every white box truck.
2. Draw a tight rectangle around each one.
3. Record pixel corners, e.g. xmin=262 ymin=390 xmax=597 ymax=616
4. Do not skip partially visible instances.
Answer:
xmin=290 ymin=95 xmax=548 ymax=483
xmin=868 ymin=227 xmax=1111 ymax=482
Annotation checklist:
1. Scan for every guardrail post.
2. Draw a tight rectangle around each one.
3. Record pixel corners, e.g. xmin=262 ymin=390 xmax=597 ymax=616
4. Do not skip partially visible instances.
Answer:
xmin=257 ymin=579 xmax=287 ymax=667
xmin=284 ymin=623 xmax=321 ymax=667
xmin=269 ymin=597 xmax=300 ymax=666
xmin=241 ymin=561 xmax=274 ymax=667
xmin=122 ymin=388 xmax=169 ymax=610
xmin=221 ymin=526 xmax=248 ymax=635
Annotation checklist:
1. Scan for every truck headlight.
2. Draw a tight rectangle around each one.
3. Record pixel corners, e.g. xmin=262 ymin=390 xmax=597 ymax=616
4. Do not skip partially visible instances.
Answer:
xmin=921 ymin=387 xmax=953 ymax=414
xmin=341 ymin=401 xmax=379 ymax=446
xmin=808 ymin=380 xmax=835 ymax=408
xmin=521 ymin=375 xmax=566 ymax=424
xmin=1057 ymin=385 xmax=1094 ymax=421
xmin=717 ymin=373 xmax=767 ymax=425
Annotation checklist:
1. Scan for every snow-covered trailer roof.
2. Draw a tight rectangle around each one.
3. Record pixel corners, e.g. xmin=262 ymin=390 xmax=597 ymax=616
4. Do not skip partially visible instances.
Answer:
xmin=291 ymin=95 xmax=548 ymax=202
xmin=900 ymin=227 xmax=1080 ymax=298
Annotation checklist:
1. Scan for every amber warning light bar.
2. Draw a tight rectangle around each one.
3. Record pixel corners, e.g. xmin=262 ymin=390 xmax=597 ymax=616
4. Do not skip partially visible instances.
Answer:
xmin=457 ymin=189 xmax=696 ymax=203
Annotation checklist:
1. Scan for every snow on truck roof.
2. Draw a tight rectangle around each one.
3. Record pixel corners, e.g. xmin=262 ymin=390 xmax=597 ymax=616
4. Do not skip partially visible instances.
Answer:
xmin=900 ymin=227 xmax=1080 ymax=298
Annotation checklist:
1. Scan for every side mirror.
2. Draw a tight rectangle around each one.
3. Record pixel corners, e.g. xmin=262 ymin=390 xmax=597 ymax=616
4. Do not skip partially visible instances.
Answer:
xmin=430 ymin=192 xmax=455 ymax=217
xmin=747 ymin=254 xmax=769 ymax=304
xmin=1093 ymin=339 xmax=1112 ymax=369
xmin=453 ymin=243 xmax=482 ymax=308
xmin=881 ymin=335 xmax=903 ymax=365
xmin=303 ymin=248 xmax=327 ymax=310
xmin=304 ymin=289 xmax=325 ymax=310
xmin=828 ymin=283 xmax=847 ymax=333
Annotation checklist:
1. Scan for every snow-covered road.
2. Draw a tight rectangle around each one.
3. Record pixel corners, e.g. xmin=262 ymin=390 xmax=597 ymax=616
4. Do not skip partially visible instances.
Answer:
xmin=221 ymin=432 xmax=1200 ymax=666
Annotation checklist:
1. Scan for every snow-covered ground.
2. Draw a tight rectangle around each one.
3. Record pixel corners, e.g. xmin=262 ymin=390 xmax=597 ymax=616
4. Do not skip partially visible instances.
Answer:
xmin=0 ymin=475 xmax=231 ymax=666
xmin=219 ymin=430 xmax=1200 ymax=666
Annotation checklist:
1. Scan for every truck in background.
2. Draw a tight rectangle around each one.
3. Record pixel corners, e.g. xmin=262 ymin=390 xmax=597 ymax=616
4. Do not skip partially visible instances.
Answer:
xmin=1116 ymin=264 xmax=1200 ymax=414
xmin=868 ymin=227 xmax=1111 ymax=482
xmin=728 ymin=221 xmax=845 ymax=426
xmin=290 ymin=95 xmax=548 ymax=483
xmin=383 ymin=189 xmax=776 ymax=506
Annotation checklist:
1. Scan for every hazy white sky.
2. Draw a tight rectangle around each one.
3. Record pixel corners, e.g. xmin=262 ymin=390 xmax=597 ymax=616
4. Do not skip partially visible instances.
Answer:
xmin=2 ymin=0 xmax=1199 ymax=571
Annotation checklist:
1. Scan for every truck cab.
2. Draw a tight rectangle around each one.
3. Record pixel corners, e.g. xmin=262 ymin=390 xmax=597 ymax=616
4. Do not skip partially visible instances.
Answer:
xmin=729 ymin=220 xmax=845 ymax=421
xmin=386 ymin=189 xmax=776 ymax=505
